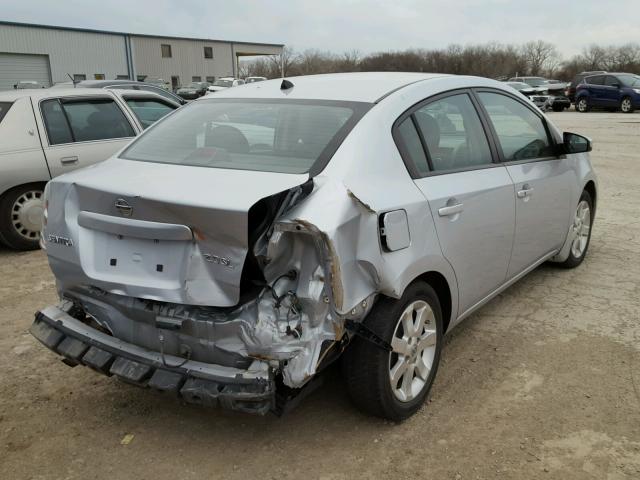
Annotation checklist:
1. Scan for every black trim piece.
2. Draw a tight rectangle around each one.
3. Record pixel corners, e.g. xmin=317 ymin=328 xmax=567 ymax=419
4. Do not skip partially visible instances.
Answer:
xmin=410 ymin=114 xmax=434 ymax=172
xmin=40 ymin=98 xmax=75 ymax=145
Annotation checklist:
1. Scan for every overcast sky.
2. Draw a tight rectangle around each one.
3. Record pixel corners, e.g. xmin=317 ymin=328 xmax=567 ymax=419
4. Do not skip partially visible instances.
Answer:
xmin=2 ymin=0 xmax=638 ymax=58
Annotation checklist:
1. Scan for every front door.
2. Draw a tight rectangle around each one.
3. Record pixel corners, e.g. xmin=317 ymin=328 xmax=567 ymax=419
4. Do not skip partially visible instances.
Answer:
xmin=36 ymin=96 xmax=137 ymax=178
xmin=395 ymin=91 xmax=516 ymax=315
xmin=475 ymin=90 xmax=572 ymax=278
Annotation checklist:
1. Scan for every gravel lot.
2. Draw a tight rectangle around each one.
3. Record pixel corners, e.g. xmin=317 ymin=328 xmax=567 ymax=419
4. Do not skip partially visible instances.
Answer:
xmin=1 ymin=111 xmax=639 ymax=480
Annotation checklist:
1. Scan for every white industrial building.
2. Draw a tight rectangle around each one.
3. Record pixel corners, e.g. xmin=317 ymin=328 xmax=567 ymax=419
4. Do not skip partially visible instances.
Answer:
xmin=0 ymin=21 xmax=283 ymax=91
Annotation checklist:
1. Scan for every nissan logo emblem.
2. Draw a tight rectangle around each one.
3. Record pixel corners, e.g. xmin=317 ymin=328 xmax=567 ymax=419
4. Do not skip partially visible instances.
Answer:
xmin=115 ymin=198 xmax=133 ymax=217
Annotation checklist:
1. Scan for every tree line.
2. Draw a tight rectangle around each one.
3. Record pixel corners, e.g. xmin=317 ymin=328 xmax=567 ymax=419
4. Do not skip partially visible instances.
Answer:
xmin=241 ymin=41 xmax=640 ymax=81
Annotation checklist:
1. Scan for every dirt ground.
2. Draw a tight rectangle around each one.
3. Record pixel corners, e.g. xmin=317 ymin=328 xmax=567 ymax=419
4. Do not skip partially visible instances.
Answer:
xmin=1 ymin=111 xmax=639 ymax=480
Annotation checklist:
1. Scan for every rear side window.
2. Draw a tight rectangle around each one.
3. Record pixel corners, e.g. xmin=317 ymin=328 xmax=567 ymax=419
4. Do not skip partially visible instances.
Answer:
xmin=63 ymin=99 xmax=135 ymax=142
xmin=414 ymin=94 xmax=493 ymax=172
xmin=0 ymin=102 xmax=13 ymax=123
xmin=41 ymin=99 xmax=74 ymax=145
xmin=124 ymin=98 xmax=176 ymax=129
xmin=41 ymin=98 xmax=135 ymax=145
xmin=396 ymin=118 xmax=429 ymax=175
xmin=586 ymin=75 xmax=605 ymax=85
xmin=477 ymin=92 xmax=554 ymax=161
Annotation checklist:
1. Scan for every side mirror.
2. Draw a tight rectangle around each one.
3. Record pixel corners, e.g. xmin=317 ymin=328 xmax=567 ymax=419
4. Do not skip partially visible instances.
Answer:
xmin=562 ymin=132 xmax=592 ymax=154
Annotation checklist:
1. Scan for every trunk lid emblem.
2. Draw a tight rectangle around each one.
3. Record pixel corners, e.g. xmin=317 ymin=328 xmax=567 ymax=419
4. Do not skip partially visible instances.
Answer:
xmin=115 ymin=198 xmax=133 ymax=217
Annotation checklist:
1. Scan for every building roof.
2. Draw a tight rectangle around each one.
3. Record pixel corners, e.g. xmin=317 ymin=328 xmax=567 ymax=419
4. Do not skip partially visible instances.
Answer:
xmin=0 ymin=20 xmax=284 ymax=48
xmin=204 ymin=72 xmax=450 ymax=103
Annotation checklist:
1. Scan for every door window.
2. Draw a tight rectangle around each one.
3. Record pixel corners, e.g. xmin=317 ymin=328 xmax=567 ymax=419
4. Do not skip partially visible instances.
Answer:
xmin=413 ymin=94 xmax=493 ymax=172
xmin=396 ymin=117 xmax=430 ymax=175
xmin=124 ymin=98 xmax=176 ymax=129
xmin=586 ymin=75 xmax=605 ymax=85
xmin=0 ymin=102 xmax=13 ymax=124
xmin=41 ymin=99 xmax=73 ymax=145
xmin=477 ymin=92 xmax=554 ymax=161
xmin=604 ymin=76 xmax=620 ymax=87
xmin=41 ymin=98 xmax=135 ymax=145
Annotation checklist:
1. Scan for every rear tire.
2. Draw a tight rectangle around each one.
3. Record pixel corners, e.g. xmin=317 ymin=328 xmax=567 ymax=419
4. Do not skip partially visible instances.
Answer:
xmin=576 ymin=97 xmax=590 ymax=113
xmin=342 ymin=281 xmax=443 ymax=421
xmin=621 ymin=97 xmax=634 ymax=113
xmin=0 ymin=184 xmax=45 ymax=251
xmin=558 ymin=190 xmax=593 ymax=269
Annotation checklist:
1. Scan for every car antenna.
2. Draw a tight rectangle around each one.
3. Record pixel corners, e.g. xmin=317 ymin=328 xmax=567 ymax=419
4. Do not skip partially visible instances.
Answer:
xmin=280 ymin=79 xmax=294 ymax=90
xmin=66 ymin=73 xmax=77 ymax=88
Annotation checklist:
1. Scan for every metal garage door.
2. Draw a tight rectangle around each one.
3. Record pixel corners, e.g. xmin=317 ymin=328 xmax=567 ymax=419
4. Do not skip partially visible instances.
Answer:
xmin=0 ymin=53 xmax=51 ymax=91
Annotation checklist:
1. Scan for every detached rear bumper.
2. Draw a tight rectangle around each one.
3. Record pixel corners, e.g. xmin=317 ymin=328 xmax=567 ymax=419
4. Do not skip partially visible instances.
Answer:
xmin=30 ymin=305 xmax=275 ymax=415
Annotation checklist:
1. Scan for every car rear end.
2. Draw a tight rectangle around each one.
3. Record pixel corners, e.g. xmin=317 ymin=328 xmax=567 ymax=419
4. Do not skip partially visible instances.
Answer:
xmin=31 ymin=96 xmax=372 ymax=414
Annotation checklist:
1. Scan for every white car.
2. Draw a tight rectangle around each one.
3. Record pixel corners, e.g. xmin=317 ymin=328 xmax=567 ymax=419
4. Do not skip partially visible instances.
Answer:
xmin=245 ymin=76 xmax=267 ymax=84
xmin=207 ymin=77 xmax=245 ymax=93
xmin=0 ymin=88 xmax=179 ymax=250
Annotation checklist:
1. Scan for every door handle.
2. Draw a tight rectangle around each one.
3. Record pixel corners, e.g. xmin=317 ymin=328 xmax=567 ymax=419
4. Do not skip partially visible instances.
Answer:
xmin=60 ymin=156 xmax=79 ymax=165
xmin=517 ymin=186 xmax=534 ymax=198
xmin=438 ymin=202 xmax=464 ymax=217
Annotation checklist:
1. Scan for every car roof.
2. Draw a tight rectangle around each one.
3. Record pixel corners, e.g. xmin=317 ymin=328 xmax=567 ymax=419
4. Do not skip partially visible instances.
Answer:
xmin=208 ymin=72 xmax=449 ymax=102
xmin=0 ymin=87 xmax=174 ymax=102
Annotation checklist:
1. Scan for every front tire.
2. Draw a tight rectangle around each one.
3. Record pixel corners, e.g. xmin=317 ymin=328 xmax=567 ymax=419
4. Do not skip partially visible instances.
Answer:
xmin=576 ymin=97 xmax=590 ymax=113
xmin=342 ymin=281 xmax=443 ymax=421
xmin=621 ymin=97 xmax=634 ymax=113
xmin=0 ymin=184 xmax=45 ymax=251
xmin=558 ymin=190 xmax=593 ymax=268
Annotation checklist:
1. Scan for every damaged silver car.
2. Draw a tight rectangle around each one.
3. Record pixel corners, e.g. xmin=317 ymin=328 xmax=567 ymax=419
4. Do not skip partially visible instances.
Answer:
xmin=31 ymin=73 xmax=597 ymax=420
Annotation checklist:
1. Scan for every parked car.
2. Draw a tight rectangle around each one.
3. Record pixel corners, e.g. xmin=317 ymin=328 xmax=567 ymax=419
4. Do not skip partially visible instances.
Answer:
xmin=508 ymin=76 xmax=567 ymax=94
xmin=565 ymin=71 xmax=607 ymax=103
xmin=176 ymin=82 xmax=210 ymax=100
xmin=51 ymin=79 xmax=187 ymax=105
xmin=144 ymin=77 xmax=172 ymax=91
xmin=14 ymin=80 xmax=46 ymax=89
xmin=506 ymin=81 xmax=570 ymax=111
xmin=31 ymin=73 xmax=597 ymax=420
xmin=207 ymin=77 xmax=245 ymax=93
xmin=245 ymin=76 xmax=267 ymax=84
xmin=0 ymin=88 xmax=179 ymax=250
xmin=575 ymin=73 xmax=640 ymax=113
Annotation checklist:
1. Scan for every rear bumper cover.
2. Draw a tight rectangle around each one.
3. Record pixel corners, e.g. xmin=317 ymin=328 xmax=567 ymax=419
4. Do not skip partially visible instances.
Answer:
xmin=30 ymin=305 xmax=275 ymax=414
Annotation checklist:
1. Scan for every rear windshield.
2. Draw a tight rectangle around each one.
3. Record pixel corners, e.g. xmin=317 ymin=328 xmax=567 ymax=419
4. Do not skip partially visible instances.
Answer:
xmin=120 ymin=99 xmax=371 ymax=174
xmin=0 ymin=102 xmax=12 ymax=123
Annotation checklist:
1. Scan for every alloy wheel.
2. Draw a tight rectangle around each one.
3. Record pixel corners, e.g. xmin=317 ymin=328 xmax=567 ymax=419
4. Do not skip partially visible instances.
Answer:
xmin=11 ymin=190 xmax=44 ymax=241
xmin=621 ymin=98 xmax=632 ymax=113
xmin=570 ymin=200 xmax=591 ymax=259
xmin=577 ymin=98 xmax=588 ymax=112
xmin=389 ymin=300 xmax=438 ymax=402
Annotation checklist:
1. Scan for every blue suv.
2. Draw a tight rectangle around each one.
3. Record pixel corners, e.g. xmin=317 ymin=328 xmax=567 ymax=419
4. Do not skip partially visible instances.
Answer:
xmin=575 ymin=73 xmax=640 ymax=113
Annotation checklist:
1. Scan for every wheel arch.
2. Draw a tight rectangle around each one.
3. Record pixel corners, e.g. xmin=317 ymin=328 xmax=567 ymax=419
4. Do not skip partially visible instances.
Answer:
xmin=0 ymin=181 xmax=48 ymax=201
xmin=584 ymin=180 xmax=597 ymax=213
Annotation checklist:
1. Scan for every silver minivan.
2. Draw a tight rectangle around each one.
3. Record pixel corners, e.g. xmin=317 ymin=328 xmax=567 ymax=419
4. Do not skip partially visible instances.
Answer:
xmin=0 ymin=88 xmax=178 ymax=250
xmin=31 ymin=73 xmax=597 ymax=420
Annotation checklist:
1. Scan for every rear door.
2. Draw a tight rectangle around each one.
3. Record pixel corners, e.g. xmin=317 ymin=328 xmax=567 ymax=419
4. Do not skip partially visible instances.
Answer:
xmin=603 ymin=75 xmax=622 ymax=106
xmin=35 ymin=95 xmax=138 ymax=178
xmin=475 ymin=90 xmax=572 ymax=279
xmin=395 ymin=90 xmax=515 ymax=315
xmin=585 ymin=75 xmax=606 ymax=105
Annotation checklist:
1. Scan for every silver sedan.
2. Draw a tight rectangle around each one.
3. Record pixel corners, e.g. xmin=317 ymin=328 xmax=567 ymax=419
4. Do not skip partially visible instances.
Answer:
xmin=32 ymin=73 xmax=597 ymax=420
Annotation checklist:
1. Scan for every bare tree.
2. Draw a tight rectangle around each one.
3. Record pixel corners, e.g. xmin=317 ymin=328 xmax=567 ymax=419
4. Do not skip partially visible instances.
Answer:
xmin=520 ymin=40 xmax=559 ymax=76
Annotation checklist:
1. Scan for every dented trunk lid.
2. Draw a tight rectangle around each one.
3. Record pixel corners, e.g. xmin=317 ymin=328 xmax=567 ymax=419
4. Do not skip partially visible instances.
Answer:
xmin=45 ymin=158 xmax=308 ymax=306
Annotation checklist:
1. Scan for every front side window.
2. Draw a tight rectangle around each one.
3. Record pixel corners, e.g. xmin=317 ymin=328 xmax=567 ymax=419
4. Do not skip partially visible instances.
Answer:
xmin=413 ymin=94 xmax=493 ymax=172
xmin=604 ymin=76 xmax=620 ymax=87
xmin=125 ymin=98 xmax=176 ymax=129
xmin=478 ymin=92 xmax=553 ymax=161
xmin=41 ymin=98 xmax=135 ymax=145
xmin=0 ymin=102 xmax=13 ymax=124
xmin=161 ymin=44 xmax=172 ymax=58
xmin=121 ymin=99 xmax=370 ymax=174
xmin=204 ymin=46 xmax=213 ymax=59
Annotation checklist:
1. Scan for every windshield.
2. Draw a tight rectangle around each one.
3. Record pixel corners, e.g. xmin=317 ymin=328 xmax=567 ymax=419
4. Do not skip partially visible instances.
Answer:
xmin=186 ymin=83 xmax=202 ymax=88
xmin=213 ymin=79 xmax=234 ymax=87
xmin=120 ymin=99 xmax=371 ymax=174
xmin=508 ymin=82 xmax=530 ymax=91
xmin=618 ymin=74 xmax=640 ymax=87
xmin=524 ymin=78 xmax=548 ymax=86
